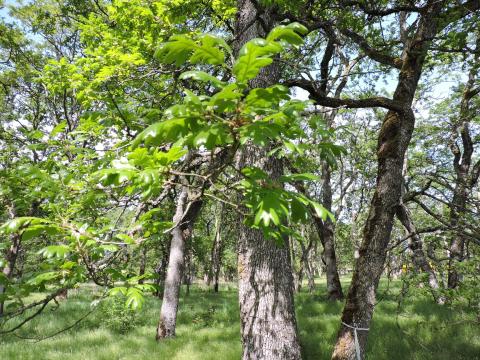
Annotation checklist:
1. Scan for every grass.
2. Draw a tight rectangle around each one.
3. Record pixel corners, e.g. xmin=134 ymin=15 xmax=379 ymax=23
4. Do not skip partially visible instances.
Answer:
xmin=0 ymin=279 xmax=479 ymax=360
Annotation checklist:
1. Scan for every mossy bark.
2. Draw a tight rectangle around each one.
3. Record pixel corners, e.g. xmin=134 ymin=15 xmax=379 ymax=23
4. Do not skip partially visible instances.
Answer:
xmin=332 ymin=3 xmax=445 ymax=358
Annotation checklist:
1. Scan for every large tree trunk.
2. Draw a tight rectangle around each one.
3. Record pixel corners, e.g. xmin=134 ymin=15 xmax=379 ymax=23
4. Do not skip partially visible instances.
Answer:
xmin=237 ymin=217 xmax=301 ymax=360
xmin=235 ymin=1 xmax=302 ymax=358
xmin=332 ymin=4 xmax=445 ymax=359
xmin=156 ymin=186 xmax=202 ymax=340
xmin=236 ymin=152 xmax=302 ymax=359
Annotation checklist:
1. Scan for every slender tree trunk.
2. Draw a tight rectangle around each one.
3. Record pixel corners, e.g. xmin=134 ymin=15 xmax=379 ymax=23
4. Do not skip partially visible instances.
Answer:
xmin=297 ymin=234 xmax=315 ymax=293
xmin=318 ymin=162 xmax=344 ymax=300
xmin=156 ymin=186 xmax=202 ymax=340
xmin=296 ymin=240 xmax=306 ymax=293
xmin=306 ymin=242 xmax=316 ymax=293
xmin=235 ymin=1 xmax=301 ymax=358
xmin=290 ymin=235 xmax=300 ymax=292
xmin=313 ymin=216 xmax=343 ymax=300
xmin=396 ymin=204 xmax=444 ymax=304
xmin=399 ymin=155 xmax=444 ymax=303
xmin=155 ymin=240 xmax=170 ymax=297
xmin=138 ymin=246 xmax=148 ymax=285
xmin=0 ymin=233 xmax=21 ymax=316
xmin=210 ymin=204 xmax=224 ymax=293
xmin=0 ymin=204 xmax=23 ymax=316
xmin=332 ymin=4 xmax=445 ymax=358
xmin=292 ymin=165 xmax=343 ymax=298
xmin=316 ymin=92 xmax=346 ymax=300
xmin=447 ymin=128 xmax=470 ymax=289
xmin=184 ymin=244 xmax=193 ymax=296
xmin=447 ymin=40 xmax=479 ymax=289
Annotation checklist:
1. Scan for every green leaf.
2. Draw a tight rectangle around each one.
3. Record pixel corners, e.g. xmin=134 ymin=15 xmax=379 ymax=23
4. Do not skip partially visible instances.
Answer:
xmin=191 ymin=123 xmax=233 ymax=149
xmin=155 ymin=35 xmax=196 ymax=66
xmin=290 ymin=197 xmax=310 ymax=223
xmin=60 ymin=261 xmax=77 ymax=270
xmin=190 ymin=34 xmax=225 ymax=65
xmin=125 ymin=287 xmax=144 ymax=310
xmin=179 ymin=70 xmax=226 ymax=88
xmin=253 ymin=190 xmax=288 ymax=227
xmin=155 ymin=34 xmax=225 ymax=66
xmin=239 ymin=121 xmax=282 ymax=146
xmin=309 ymin=200 xmax=335 ymax=222
xmin=50 ymin=121 xmax=67 ymax=138
xmin=109 ymin=286 xmax=128 ymax=296
xmin=132 ymin=118 xmax=190 ymax=148
xmin=279 ymin=173 xmax=320 ymax=182
xmin=285 ymin=22 xmax=308 ymax=35
xmin=96 ymin=160 xmax=137 ymax=186
xmin=266 ymin=23 xmax=307 ymax=47
xmin=28 ymin=271 xmax=60 ymax=285
xmin=0 ymin=217 xmax=49 ymax=235
xmin=241 ymin=167 xmax=268 ymax=180
xmin=100 ymin=244 xmax=119 ymax=252
xmin=233 ymin=39 xmax=282 ymax=83
xmin=22 ymin=224 xmax=59 ymax=241
xmin=155 ymin=146 xmax=188 ymax=166
xmin=38 ymin=245 xmax=70 ymax=258
xmin=245 ymin=85 xmax=290 ymax=110
xmin=116 ymin=234 xmax=135 ymax=244
xmin=135 ymin=283 xmax=157 ymax=292
xmin=208 ymin=84 xmax=243 ymax=112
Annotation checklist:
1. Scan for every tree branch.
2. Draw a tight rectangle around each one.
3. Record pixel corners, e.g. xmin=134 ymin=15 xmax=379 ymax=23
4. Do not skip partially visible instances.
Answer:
xmin=284 ymin=78 xmax=404 ymax=112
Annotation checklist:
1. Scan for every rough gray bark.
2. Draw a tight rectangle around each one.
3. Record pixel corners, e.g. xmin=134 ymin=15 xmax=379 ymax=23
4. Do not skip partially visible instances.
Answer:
xmin=332 ymin=3 xmax=447 ymax=359
xmin=156 ymin=186 xmax=202 ymax=339
xmin=235 ymin=1 xmax=302 ymax=358
xmin=237 ymin=152 xmax=302 ymax=359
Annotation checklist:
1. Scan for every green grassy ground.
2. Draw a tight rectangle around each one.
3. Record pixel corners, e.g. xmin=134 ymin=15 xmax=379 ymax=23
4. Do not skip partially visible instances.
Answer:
xmin=1 ymin=279 xmax=478 ymax=360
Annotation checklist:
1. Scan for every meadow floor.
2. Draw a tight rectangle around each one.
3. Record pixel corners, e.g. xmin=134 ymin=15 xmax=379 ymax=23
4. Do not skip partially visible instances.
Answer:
xmin=1 ymin=279 xmax=479 ymax=360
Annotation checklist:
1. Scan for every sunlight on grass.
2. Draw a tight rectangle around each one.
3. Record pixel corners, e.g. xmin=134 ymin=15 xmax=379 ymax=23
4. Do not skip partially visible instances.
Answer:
xmin=1 ymin=279 xmax=478 ymax=359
